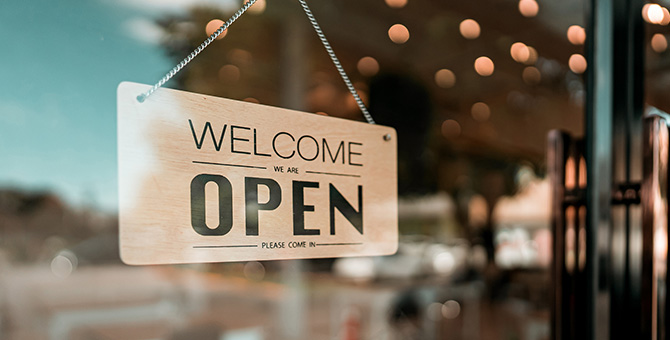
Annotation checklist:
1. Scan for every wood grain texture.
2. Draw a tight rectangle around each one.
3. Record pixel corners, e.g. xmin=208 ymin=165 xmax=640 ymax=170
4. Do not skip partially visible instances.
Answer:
xmin=118 ymin=82 xmax=398 ymax=265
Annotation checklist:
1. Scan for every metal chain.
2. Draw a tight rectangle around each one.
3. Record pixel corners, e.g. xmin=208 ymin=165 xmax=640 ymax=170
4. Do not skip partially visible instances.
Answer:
xmin=297 ymin=0 xmax=376 ymax=125
xmin=137 ymin=0 xmax=257 ymax=102
xmin=137 ymin=0 xmax=375 ymax=125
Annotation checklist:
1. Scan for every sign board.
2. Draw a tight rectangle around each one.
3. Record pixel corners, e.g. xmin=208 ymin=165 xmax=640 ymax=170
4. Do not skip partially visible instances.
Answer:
xmin=117 ymin=82 xmax=398 ymax=265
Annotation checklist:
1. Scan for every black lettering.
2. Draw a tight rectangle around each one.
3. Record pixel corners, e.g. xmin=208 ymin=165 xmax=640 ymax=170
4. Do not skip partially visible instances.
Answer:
xmin=231 ymin=125 xmax=251 ymax=155
xmin=297 ymin=135 xmax=319 ymax=161
xmin=190 ymin=174 xmax=233 ymax=236
xmin=245 ymin=177 xmax=282 ymax=236
xmin=273 ymin=132 xmax=295 ymax=159
xmin=322 ymin=139 xmax=345 ymax=164
xmin=253 ymin=128 xmax=271 ymax=157
xmin=189 ymin=120 xmax=227 ymax=151
xmin=348 ymin=142 xmax=363 ymax=166
xmin=293 ymin=181 xmax=320 ymax=235
xmin=329 ymin=184 xmax=363 ymax=235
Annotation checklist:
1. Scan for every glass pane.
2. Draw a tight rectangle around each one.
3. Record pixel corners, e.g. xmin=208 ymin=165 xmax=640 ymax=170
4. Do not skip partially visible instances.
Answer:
xmin=1 ymin=0 xmax=585 ymax=339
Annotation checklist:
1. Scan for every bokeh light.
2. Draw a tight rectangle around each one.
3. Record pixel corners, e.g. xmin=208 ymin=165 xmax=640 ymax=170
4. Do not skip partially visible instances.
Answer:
xmin=663 ymin=7 xmax=670 ymax=25
xmin=510 ymin=42 xmax=530 ymax=63
xmin=471 ymin=102 xmax=491 ymax=122
xmin=229 ymin=49 xmax=253 ymax=67
xmin=388 ymin=24 xmax=410 ymax=44
xmin=568 ymin=54 xmax=587 ymax=74
xmin=522 ymin=66 xmax=542 ymax=85
xmin=206 ymin=19 xmax=228 ymax=39
xmin=644 ymin=4 xmax=665 ymax=24
xmin=442 ymin=300 xmax=461 ymax=319
xmin=219 ymin=64 xmax=240 ymax=82
xmin=518 ymin=0 xmax=539 ymax=17
xmin=357 ymin=56 xmax=380 ymax=77
xmin=459 ymin=19 xmax=481 ymax=39
xmin=249 ymin=0 xmax=266 ymax=14
xmin=427 ymin=303 xmax=444 ymax=322
xmin=442 ymin=119 xmax=461 ymax=139
xmin=243 ymin=261 xmax=266 ymax=281
xmin=652 ymin=33 xmax=668 ymax=53
xmin=435 ymin=69 xmax=456 ymax=88
xmin=474 ymin=56 xmax=495 ymax=76
xmin=525 ymin=46 xmax=538 ymax=64
xmin=567 ymin=25 xmax=586 ymax=45
xmin=385 ymin=0 xmax=408 ymax=8
xmin=50 ymin=250 xmax=77 ymax=278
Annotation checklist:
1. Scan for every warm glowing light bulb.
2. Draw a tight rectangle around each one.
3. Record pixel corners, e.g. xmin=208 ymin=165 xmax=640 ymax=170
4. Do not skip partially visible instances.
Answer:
xmin=567 ymin=25 xmax=586 ymax=45
xmin=435 ymin=69 xmax=456 ymax=88
xmin=459 ymin=19 xmax=480 ymax=39
xmin=518 ymin=0 xmax=539 ymax=17
xmin=388 ymin=24 xmax=410 ymax=44
xmin=652 ymin=33 xmax=668 ymax=53
xmin=474 ymin=56 xmax=494 ymax=76
xmin=206 ymin=19 xmax=227 ymax=39
xmin=569 ymin=54 xmax=587 ymax=74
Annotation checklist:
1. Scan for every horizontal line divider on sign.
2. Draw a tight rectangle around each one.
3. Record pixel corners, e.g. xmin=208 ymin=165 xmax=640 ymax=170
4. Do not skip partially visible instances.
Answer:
xmin=193 ymin=245 xmax=258 ymax=248
xmin=193 ymin=160 xmax=266 ymax=170
xmin=316 ymin=243 xmax=363 ymax=246
xmin=305 ymin=170 xmax=360 ymax=178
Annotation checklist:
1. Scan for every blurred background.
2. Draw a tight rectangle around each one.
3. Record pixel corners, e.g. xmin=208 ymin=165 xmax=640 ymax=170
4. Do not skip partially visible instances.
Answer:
xmin=1 ymin=0 xmax=669 ymax=339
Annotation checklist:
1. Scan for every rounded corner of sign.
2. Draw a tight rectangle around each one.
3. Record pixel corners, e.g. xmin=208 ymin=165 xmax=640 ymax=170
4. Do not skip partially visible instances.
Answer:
xmin=380 ymin=124 xmax=398 ymax=135
xmin=117 ymin=81 xmax=132 ymax=94
xmin=119 ymin=249 xmax=141 ymax=266
xmin=380 ymin=127 xmax=398 ymax=146
xmin=382 ymin=243 xmax=399 ymax=256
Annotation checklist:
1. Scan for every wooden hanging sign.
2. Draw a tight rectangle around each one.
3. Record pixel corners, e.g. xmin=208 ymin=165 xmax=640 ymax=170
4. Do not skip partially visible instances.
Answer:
xmin=117 ymin=82 xmax=398 ymax=265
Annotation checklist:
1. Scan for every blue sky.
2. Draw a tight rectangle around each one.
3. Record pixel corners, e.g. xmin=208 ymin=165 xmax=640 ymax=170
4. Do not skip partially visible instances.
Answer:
xmin=0 ymin=0 xmax=180 ymax=211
